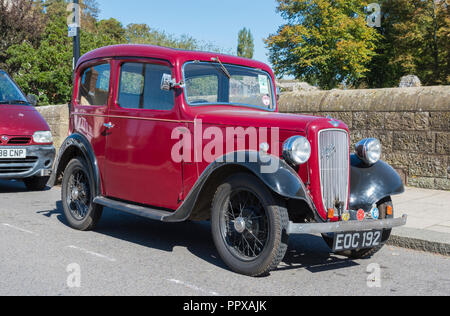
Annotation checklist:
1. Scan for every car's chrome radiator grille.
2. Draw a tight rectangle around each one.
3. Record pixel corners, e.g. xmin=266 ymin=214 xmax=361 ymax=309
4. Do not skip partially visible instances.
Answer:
xmin=318 ymin=129 xmax=350 ymax=212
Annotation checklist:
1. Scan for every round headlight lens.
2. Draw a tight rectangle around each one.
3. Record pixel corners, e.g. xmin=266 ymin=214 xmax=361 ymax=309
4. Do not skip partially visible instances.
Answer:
xmin=33 ymin=131 xmax=53 ymax=144
xmin=355 ymin=138 xmax=382 ymax=165
xmin=283 ymin=136 xmax=311 ymax=165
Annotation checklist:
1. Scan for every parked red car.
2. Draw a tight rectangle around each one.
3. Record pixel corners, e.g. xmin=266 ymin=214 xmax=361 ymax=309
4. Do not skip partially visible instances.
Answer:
xmin=0 ymin=69 xmax=55 ymax=190
xmin=55 ymin=45 xmax=407 ymax=276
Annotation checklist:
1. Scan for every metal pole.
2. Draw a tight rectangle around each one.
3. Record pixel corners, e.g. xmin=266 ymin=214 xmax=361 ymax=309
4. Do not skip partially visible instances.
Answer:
xmin=73 ymin=0 xmax=80 ymax=69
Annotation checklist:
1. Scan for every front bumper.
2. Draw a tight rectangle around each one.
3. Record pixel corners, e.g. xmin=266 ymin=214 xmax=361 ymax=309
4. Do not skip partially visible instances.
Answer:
xmin=0 ymin=145 xmax=55 ymax=179
xmin=287 ymin=215 xmax=408 ymax=235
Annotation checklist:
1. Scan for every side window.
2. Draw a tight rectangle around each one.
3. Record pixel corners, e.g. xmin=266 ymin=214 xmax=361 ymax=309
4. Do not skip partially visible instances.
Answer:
xmin=78 ymin=63 xmax=110 ymax=106
xmin=118 ymin=62 xmax=174 ymax=111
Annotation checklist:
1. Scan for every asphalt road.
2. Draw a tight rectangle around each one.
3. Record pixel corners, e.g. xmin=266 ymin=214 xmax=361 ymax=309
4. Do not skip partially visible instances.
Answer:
xmin=0 ymin=179 xmax=449 ymax=296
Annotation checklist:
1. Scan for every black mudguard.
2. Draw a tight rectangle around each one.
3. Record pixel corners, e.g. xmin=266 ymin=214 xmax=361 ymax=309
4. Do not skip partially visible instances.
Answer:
xmin=52 ymin=133 xmax=101 ymax=197
xmin=168 ymin=151 xmax=315 ymax=222
xmin=349 ymin=154 xmax=404 ymax=211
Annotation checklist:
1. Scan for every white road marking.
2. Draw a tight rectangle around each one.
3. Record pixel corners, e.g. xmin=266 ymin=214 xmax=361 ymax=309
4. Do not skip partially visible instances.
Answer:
xmin=66 ymin=245 xmax=117 ymax=262
xmin=2 ymin=223 xmax=38 ymax=235
xmin=168 ymin=279 xmax=219 ymax=296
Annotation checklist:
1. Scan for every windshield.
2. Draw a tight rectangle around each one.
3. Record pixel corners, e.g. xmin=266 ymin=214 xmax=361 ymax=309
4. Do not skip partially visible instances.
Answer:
xmin=0 ymin=71 xmax=28 ymax=105
xmin=183 ymin=62 xmax=275 ymax=110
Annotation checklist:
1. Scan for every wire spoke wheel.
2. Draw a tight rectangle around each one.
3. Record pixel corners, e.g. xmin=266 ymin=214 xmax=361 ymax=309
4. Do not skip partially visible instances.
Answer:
xmin=66 ymin=168 xmax=90 ymax=221
xmin=220 ymin=189 xmax=269 ymax=261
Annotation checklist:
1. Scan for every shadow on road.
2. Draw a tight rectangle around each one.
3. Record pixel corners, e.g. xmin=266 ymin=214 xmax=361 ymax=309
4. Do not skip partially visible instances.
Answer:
xmin=38 ymin=200 xmax=359 ymax=275
xmin=0 ymin=179 xmax=27 ymax=193
xmin=0 ymin=179 xmax=52 ymax=193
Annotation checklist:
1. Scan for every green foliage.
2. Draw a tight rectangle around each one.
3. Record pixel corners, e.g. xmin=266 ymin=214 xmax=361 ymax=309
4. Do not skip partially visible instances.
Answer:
xmin=266 ymin=0 xmax=380 ymax=89
xmin=237 ymin=28 xmax=254 ymax=58
xmin=2 ymin=0 xmax=230 ymax=105
xmin=366 ymin=0 xmax=449 ymax=87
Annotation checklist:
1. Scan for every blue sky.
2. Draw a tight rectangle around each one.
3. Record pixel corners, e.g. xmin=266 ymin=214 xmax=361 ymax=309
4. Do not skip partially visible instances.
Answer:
xmin=95 ymin=0 xmax=285 ymax=67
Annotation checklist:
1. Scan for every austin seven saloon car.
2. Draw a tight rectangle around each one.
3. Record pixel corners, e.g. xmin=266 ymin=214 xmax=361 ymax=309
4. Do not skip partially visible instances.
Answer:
xmin=0 ymin=69 xmax=55 ymax=190
xmin=55 ymin=45 xmax=407 ymax=276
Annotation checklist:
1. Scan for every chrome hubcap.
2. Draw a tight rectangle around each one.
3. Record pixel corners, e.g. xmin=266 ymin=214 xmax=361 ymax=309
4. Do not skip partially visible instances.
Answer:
xmin=234 ymin=217 xmax=246 ymax=234
xmin=71 ymin=188 xmax=80 ymax=200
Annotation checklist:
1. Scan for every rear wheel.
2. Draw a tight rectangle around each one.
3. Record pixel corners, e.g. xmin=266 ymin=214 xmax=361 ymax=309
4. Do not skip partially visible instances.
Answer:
xmin=211 ymin=173 xmax=289 ymax=276
xmin=323 ymin=197 xmax=393 ymax=259
xmin=23 ymin=176 xmax=49 ymax=191
xmin=61 ymin=158 xmax=103 ymax=231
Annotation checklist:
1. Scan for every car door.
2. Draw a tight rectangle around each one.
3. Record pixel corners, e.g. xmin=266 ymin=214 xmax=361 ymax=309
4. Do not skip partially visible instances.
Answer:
xmin=72 ymin=61 xmax=112 ymax=184
xmin=103 ymin=59 xmax=183 ymax=210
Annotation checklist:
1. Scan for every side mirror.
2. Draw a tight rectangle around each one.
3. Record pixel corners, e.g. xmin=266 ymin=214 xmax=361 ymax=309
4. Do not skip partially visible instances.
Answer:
xmin=27 ymin=94 xmax=38 ymax=106
xmin=161 ymin=73 xmax=172 ymax=91
xmin=161 ymin=73 xmax=185 ymax=91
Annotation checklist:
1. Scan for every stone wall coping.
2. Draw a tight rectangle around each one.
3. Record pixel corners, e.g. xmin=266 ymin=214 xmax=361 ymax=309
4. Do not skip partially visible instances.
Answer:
xmin=278 ymin=86 xmax=450 ymax=113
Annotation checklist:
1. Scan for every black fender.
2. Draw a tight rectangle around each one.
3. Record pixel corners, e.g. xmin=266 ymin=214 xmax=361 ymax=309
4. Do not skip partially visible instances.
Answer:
xmin=349 ymin=154 xmax=404 ymax=211
xmin=52 ymin=133 xmax=101 ymax=197
xmin=167 ymin=151 xmax=315 ymax=222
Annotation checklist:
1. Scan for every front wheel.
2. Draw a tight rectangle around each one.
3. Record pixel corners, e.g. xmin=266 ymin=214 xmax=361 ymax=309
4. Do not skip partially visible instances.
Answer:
xmin=322 ymin=197 xmax=393 ymax=259
xmin=211 ymin=173 xmax=289 ymax=277
xmin=61 ymin=158 xmax=103 ymax=231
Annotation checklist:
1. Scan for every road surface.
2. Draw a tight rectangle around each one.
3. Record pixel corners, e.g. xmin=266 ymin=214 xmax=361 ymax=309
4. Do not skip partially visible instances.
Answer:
xmin=0 ymin=179 xmax=449 ymax=296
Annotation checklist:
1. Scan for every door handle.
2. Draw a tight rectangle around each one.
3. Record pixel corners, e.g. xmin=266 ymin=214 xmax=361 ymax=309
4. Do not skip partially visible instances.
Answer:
xmin=104 ymin=122 xmax=115 ymax=129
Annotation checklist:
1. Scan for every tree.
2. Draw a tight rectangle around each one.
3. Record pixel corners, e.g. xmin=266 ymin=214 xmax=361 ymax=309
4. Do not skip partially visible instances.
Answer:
xmin=266 ymin=0 xmax=380 ymax=89
xmin=6 ymin=1 xmax=120 ymax=105
xmin=366 ymin=0 xmax=449 ymax=87
xmin=0 ymin=0 xmax=46 ymax=71
xmin=237 ymin=27 xmax=254 ymax=58
xmin=97 ymin=18 xmax=126 ymax=43
xmin=3 ymin=0 xmax=232 ymax=104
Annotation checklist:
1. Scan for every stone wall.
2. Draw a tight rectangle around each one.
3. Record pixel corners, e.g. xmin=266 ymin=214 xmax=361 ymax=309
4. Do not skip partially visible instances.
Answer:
xmin=36 ymin=104 xmax=69 ymax=153
xmin=279 ymin=86 xmax=450 ymax=191
xmin=35 ymin=86 xmax=449 ymax=191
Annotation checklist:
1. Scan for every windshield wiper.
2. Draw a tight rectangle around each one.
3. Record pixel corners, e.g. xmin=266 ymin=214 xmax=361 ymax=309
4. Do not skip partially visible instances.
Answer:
xmin=0 ymin=100 xmax=29 ymax=105
xmin=211 ymin=57 xmax=231 ymax=79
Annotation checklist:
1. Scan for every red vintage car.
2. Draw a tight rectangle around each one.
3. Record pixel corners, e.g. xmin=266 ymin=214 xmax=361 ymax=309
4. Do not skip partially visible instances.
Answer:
xmin=55 ymin=45 xmax=407 ymax=276
xmin=0 ymin=69 xmax=55 ymax=190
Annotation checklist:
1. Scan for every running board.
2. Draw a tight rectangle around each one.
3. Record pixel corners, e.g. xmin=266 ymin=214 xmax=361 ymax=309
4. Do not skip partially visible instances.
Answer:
xmin=93 ymin=197 xmax=175 ymax=222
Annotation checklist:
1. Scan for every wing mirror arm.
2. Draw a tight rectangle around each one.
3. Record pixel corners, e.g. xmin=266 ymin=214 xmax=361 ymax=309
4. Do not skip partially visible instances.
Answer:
xmin=161 ymin=73 xmax=185 ymax=91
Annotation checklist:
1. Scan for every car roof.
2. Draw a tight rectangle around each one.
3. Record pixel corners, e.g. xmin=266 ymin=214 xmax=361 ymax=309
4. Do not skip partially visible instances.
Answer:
xmin=76 ymin=44 xmax=273 ymax=74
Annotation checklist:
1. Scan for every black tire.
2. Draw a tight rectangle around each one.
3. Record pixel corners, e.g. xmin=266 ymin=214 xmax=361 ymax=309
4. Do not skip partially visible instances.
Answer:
xmin=23 ymin=176 xmax=49 ymax=191
xmin=211 ymin=173 xmax=289 ymax=277
xmin=323 ymin=197 xmax=393 ymax=259
xmin=61 ymin=158 xmax=103 ymax=231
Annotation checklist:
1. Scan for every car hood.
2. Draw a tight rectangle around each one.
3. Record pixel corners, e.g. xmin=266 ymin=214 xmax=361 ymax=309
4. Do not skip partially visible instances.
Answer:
xmin=0 ymin=104 xmax=50 ymax=136
xmin=190 ymin=107 xmax=328 ymax=132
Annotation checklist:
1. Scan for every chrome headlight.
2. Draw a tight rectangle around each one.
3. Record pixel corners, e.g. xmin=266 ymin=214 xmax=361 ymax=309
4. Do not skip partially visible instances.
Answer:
xmin=33 ymin=131 xmax=53 ymax=144
xmin=355 ymin=138 xmax=382 ymax=165
xmin=283 ymin=136 xmax=311 ymax=165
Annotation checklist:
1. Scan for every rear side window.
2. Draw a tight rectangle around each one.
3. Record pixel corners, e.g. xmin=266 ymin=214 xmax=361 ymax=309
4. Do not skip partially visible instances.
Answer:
xmin=118 ymin=62 xmax=174 ymax=111
xmin=78 ymin=63 xmax=110 ymax=106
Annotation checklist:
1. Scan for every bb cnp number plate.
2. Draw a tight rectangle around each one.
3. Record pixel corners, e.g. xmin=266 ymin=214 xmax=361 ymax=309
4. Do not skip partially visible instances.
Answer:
xmin=0 ymin=149 xmax=27 ymax=159
xmin=333 ymin=230 xmax=382 ymax=252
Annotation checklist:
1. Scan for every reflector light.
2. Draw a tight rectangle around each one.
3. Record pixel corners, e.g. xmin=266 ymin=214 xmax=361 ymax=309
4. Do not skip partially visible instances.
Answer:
xmin=328 ymin=209 xmax=334 ymax=219
xmin=387 ymin=205 xmax=393 ymax=216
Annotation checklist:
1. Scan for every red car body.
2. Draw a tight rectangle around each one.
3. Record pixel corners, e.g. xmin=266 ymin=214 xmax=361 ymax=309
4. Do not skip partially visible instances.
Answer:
xmin=0 ymin=70 xmax=55 ymax=189
xmin=65 ymin=45 xmax=353 ymax=221
xmin=56 ymin=45 xmax=406 ymax=276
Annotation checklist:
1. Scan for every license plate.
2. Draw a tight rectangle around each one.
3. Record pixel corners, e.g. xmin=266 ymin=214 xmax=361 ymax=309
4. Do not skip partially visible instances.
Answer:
xmin=0 ymin=148 xmax=27 ymax=159
xmin=333 ymin=230 xmax=382 ymax=252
